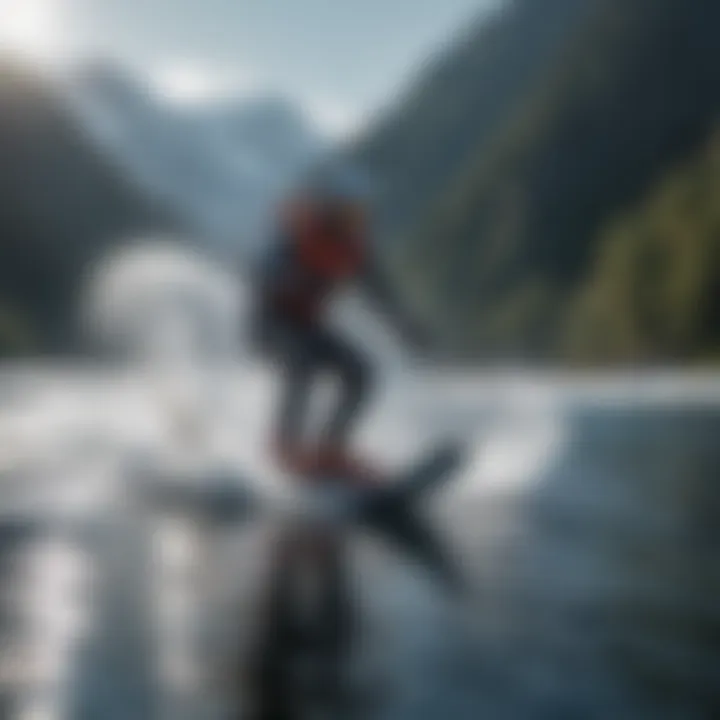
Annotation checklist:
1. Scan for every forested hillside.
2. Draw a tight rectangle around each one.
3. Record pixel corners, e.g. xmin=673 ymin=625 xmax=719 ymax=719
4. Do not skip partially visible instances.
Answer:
xmin=357 ymin=0 xmax=720 ymax=363
xmin=0 ymin=61 xmax=161 ymax=354
xmin=564 ymin=129 xmax=720 ymax=364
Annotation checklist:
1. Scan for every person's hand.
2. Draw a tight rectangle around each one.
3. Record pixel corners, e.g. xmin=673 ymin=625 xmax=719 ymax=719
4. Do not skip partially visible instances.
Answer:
xmin=401 ymin=319 xmax=437 ymax=358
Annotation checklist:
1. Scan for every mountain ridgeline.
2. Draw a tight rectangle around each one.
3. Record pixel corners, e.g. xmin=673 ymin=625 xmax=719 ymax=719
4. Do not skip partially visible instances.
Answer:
xmin=356 ymin=0 xmax=720 ymax=363
xmin=69 ymin=63 xmax=324 ymax=257
xmin=0 ymin=60 xmax=161 ymax=354
xmin=0 ymin=57 xmax=324 ymax=356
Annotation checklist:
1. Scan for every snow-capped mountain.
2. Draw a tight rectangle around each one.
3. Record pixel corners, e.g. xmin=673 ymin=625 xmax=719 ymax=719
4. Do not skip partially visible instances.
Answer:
xmin=62 ymin=62 xmax=326 ymax=258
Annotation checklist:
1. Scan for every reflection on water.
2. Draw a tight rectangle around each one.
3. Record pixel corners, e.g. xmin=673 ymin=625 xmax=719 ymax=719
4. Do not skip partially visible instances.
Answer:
xmin=0 ymin=371 xmax=718 ymax=719
xmin=464 ymin=402 xmax=720 ymax=720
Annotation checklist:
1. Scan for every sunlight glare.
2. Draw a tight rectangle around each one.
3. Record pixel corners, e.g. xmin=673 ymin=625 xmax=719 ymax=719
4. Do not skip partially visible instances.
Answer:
xmin=0 ymin=0 xmax=65 ymax=61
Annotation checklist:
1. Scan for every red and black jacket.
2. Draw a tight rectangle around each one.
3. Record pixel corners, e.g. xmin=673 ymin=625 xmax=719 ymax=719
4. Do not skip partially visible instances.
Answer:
xmin=255 ymin=201 xmax=400 ymax=327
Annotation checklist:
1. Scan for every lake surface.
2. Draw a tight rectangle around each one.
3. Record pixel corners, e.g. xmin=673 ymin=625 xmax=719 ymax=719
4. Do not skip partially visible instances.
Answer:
xmin=0 ymin=368 xmax=718 ymax=719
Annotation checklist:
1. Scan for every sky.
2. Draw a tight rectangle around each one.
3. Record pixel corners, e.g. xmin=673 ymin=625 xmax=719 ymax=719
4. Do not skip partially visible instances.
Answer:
xmin=0 ymin=0 xmax=500 ymax=133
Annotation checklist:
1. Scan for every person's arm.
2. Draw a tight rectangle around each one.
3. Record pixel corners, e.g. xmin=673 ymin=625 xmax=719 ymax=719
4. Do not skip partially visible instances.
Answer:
xmin=360 ymin=254 xmax=431 ymax=351
xmin=255 ymin=236 xmax=302 ymax=305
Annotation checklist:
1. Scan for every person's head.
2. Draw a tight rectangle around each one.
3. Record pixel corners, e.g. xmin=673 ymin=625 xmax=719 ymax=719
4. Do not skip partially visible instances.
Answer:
xmin=295 ymin=161 xmax=375 ymax=236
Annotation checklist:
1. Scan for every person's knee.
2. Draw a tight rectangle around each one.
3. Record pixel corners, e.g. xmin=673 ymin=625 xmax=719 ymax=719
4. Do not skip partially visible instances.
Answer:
xmin=342 ymin=354 xmax=373 ymax=399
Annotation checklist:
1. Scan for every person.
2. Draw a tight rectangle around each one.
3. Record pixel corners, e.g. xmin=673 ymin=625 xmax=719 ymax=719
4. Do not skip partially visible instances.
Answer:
xmin=248 ymin=161 xmax=427 ymax=480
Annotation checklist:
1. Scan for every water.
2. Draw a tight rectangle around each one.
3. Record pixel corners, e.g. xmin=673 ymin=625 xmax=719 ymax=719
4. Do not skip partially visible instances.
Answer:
xmin=0 ymin=368 xmax=718 ymax=719
xmin=0 ymin=242 xmax=718 ymax=718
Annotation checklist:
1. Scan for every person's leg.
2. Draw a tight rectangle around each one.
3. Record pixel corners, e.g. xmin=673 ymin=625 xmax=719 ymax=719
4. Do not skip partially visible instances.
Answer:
xmin=310 ymin=328 xmax=374 ymax=449
xmin=272 ymin=322 xmax=334 ymax=465
xmin=271 ymin=321 xmax=374 ymax=472
xmin=275 ymin=348 xmax=314 ymax=453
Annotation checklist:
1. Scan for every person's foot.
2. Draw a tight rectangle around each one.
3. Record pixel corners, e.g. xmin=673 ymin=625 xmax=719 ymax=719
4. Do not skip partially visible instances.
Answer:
xmin=272 ymin=441 xmax=383 ymax=484
xmin=272 ymin=441 xmax=318 ymax=476
xmin=315 ymin=446 xmax=383 ymax=486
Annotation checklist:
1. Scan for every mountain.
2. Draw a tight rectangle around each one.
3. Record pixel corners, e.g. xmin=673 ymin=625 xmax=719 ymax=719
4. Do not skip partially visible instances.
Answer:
xmin=356 ymin=0 xmax=720 ymax=363
xmin=0 ymin=59 xmax=161 ymax=354
xmin=64 ymin=63 xmax=325 ymax=257
xmin=357 ymin=0 xmax=594 ymax=240
xmin=563 ymin=128 xmax=720 ymax=364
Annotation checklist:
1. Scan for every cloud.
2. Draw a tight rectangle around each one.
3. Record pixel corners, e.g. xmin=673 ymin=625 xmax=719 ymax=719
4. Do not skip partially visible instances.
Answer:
xmin=0 ymin=0 xmax=69 ymax=61
xmin=147 ymin=59 xmax=259 ymax=104
xmin=308 ymin=97 xmax=364 ymax=138
xmin=145 ymin=57 xmax=365 ymax=139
